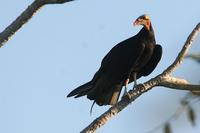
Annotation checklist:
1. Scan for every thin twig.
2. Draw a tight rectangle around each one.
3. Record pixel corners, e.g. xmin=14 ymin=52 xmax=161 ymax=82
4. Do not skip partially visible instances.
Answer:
xmin=186 ymin=53 xmax=200 ymax=63
xmin=146 ymin=94 xmax=200 ymax=133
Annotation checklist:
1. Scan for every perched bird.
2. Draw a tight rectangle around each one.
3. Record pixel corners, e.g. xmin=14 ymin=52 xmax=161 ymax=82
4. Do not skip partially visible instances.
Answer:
xmin=67 ymin=14 xmax=162 ymax=109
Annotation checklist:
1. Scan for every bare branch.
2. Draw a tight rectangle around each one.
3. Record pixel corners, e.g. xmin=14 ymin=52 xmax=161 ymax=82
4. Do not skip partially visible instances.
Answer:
xmin=0 ymin=0 xmax=44 ymax=47
xmin=0 ymin=0 xmax=74 ymax=47
xmin=160 ymin=76 xmax=200 ymax=91
xmin=186 ymin=53 xmax=200 ymax=63
xmin=81 ymin=23 xmax=200 ymax=133
xmin=81 ymin=84 xmax=150 ymax=133
xmin=146 ymin=94 xmax=200 ymax=133
xmin=163 ymin=23 xmax=200 ymax=75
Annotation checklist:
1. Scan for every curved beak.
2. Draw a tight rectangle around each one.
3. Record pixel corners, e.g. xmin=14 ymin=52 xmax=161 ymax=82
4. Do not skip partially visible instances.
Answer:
xmin=133 ymin=20 xmax=138 ymax=26
xmin=133 ymin=19 xmax=140 ymax=26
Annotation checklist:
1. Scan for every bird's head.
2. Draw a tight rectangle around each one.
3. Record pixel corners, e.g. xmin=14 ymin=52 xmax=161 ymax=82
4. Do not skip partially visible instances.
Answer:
xmin=133 ymin=14 xmax=151 ymax=30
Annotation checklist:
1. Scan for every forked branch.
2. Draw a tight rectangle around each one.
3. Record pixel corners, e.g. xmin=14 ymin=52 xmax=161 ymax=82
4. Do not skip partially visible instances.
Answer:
xmin=81 ymin=23 xmax=200 ymax=133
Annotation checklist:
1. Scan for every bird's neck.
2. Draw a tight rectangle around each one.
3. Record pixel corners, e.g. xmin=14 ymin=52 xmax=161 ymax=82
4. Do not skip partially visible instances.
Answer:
xmin=139 ymin=24 xmax=155 ymax=43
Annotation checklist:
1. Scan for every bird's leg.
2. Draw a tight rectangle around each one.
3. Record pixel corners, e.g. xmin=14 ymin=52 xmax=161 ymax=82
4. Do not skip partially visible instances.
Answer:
xmin=133 ymin=72 xmax=137 ymax=88
xmin=122 ymin=73 xmax=138 ymax=101
xmin=122 ymin=78 xmax=131 ymax=100
xmin=123 ymin=78 xmax=129 ymax=96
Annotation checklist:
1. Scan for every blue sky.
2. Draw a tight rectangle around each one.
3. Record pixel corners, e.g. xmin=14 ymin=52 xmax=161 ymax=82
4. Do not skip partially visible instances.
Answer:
xmin=0 ymin=0 xmax=200 ymax=133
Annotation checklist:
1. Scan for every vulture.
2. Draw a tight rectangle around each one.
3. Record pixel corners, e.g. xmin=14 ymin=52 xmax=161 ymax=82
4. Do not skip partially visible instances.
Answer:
xmin=67 ymin=14 xmax=162 ymax=108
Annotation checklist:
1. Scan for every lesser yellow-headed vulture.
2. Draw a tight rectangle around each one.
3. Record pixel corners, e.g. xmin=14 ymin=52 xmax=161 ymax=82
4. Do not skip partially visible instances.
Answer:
xmin=67 ymin=14 xmax=162 ymax=109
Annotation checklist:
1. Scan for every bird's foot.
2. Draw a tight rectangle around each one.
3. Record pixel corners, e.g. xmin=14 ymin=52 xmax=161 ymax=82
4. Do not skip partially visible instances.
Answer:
xmin=122 ymin=89 xmax=131 ymax=102
xmin=123 ymin=85 xmax=131 ymax=98
xmin=133 ymin=83 xmax=137 ymax=89
xmin=122 ymin=92 xmax=132 ymax=103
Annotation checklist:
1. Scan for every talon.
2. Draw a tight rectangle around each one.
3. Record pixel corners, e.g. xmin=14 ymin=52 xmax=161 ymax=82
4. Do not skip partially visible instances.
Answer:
xmin=122 ymin=91 xmax=131 ymax=102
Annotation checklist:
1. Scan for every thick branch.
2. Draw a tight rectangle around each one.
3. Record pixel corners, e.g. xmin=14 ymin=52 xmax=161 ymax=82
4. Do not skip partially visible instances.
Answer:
xmin=0 ymin=0 xmax=44 ymax=47
xmin=0 ymin=0 xmax=74 ymax=47
xmin=160 ymin=76 xmax=200 ymax=91
xmin=81 ymin=84 xmax=152 ymax=133
xmin=81 ymin=23 xmax=200 ymax=133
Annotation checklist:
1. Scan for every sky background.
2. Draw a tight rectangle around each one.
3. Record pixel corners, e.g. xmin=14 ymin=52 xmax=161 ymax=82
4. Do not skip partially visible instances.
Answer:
xmin=0 ymin=0 xmax=200 ymax=133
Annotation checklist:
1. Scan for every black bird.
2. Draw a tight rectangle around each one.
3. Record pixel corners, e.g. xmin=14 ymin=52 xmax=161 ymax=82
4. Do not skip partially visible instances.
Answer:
xmin=67 ymin=14 xmax=162 ymax=107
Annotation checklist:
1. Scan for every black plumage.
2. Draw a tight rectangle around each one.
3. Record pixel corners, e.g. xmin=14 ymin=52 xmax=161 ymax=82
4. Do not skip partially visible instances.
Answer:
xmin=67 ymin=14 xmax=162 ymax=107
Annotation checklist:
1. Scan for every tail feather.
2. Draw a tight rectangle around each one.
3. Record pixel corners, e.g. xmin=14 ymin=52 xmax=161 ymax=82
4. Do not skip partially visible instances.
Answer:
xmin=87 ymin=83 xmax=123 ymax=106
xmin=67 ymin=77 xmax=123 ymax=106
xmin=109 ymin=87 xmax=122 ymax=105
xmin=74 ymin=90 xmax=90 ymax=98
xmin=67 ymin=81 xmax=92 ymax=98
